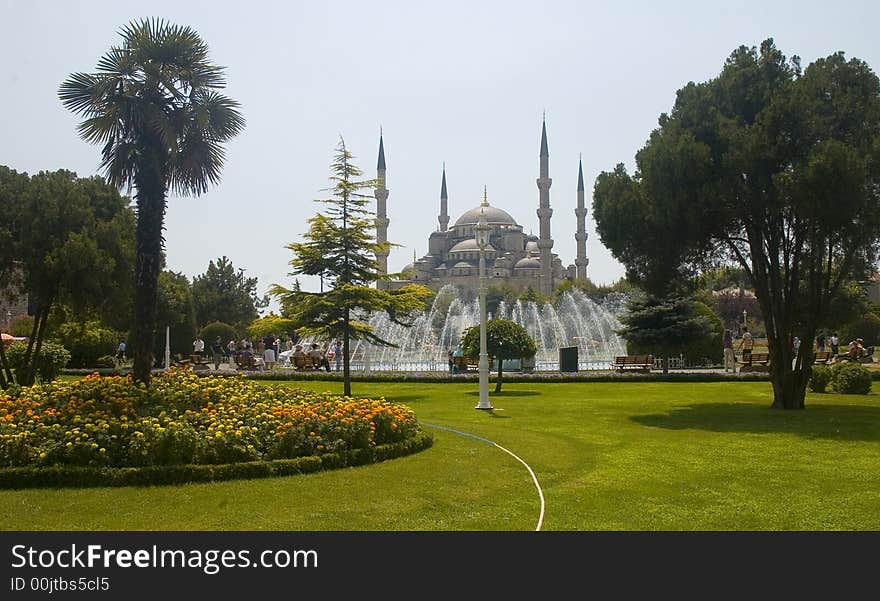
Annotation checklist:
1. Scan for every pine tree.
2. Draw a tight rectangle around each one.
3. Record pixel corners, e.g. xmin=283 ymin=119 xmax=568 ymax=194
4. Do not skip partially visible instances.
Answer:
xmin=272 ymin=137 xmax=430 ymax=395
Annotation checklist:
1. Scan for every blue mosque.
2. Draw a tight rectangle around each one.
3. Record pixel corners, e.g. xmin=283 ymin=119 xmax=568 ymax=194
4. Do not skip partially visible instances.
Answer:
xmin=374 ymin=118 xmax=589 ymax=296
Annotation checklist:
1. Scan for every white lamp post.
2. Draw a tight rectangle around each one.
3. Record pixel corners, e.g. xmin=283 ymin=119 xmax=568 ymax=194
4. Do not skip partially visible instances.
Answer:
xmin=474 ymin=189 xmax=492 ymax=410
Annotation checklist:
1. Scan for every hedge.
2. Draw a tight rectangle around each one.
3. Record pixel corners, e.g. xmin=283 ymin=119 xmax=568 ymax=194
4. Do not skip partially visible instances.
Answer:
xmin=0 ymin=431 xmax=433 ymax=489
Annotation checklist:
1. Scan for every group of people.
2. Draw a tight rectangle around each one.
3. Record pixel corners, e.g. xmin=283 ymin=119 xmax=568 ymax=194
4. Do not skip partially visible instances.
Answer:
xmin=721 ymin=327 xmax=871 ymax=372
xmin=290 ymin=341 xmax=342 ymax=372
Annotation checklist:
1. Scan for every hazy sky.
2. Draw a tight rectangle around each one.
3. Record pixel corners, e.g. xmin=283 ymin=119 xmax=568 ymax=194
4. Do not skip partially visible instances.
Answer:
xmin=3 ymin=0 xmax=879 ymax=310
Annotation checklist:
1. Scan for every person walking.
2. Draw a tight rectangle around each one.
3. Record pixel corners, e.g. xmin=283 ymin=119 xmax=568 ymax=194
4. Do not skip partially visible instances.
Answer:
xmin=830 ymin=332 xmax=840 ymax=358
xmin=226 ymin=338 xmax=237 ymax=367
xmin=332 ymin=340 xmax=342 ymax=372
xmin=263 ymin=333 xmax=276 ymax=369
xmin=737 ymin=326 xmax=753 ymax=367
xmin=116 ymin=339 xmax=126 ymax=367
xmin=723 ymin=330 xmax=734 ymax=373
xmin=210 ymin=336 xmax=224 ymax=370
xmin=193 ymin=336 xmax=205 ymax=360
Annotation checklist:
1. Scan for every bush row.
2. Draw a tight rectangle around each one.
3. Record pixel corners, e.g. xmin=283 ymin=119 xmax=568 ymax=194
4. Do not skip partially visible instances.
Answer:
xmin=0 ymin=432 xmax=433 ymax=489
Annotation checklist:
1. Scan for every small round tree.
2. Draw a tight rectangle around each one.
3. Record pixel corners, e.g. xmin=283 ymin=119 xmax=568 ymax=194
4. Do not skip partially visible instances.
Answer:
xmin=462 ymin=319 xmax=537 ymax=392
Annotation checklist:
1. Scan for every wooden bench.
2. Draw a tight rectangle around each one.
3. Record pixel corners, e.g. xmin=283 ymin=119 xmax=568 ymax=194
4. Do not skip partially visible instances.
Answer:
xmin=739 ymin=352 xmax=770 ymax=372
xmin=190 ymin=354 xmax=211 ymax=370
xmin=612 ymin=355 xmax=654 ymax=372
xmin=813 ymin=351 xmax=831 ymax=365
xmin=292 ymin=355 xmax=317 ymax=371
xmin=235 ymin=354 xmax=263 ymax=371
xmin=452 ymin=355 xmax=478 ymax=373
xmin=171 ymin=354 xmax=191 ymax=369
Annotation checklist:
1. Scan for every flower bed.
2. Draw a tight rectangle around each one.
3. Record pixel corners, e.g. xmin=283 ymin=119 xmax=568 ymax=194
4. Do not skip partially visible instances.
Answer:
xmin=0 ymin=370 xmax=426 ymax=473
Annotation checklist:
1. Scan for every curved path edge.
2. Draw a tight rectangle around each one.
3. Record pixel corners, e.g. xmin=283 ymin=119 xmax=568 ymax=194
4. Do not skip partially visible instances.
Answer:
xmin=422 ymin=422 xmax=545 ymax=531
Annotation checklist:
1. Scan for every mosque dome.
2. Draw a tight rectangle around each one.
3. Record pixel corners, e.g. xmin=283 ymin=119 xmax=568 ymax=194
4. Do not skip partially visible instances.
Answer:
xmin=514 ymin=257 xmax=541 ymax=269
xmin=401 ymin=262 xmax=416 ymax=273
xmin=448 ymin=239 xmax=495 ymax=253
xmin=453 ymin=204 xmax=519 ymax=227
xmin=525 ymin=240 xmax=539 ymax=254
xmin=453 ymin=262 xmax=472 ymax=268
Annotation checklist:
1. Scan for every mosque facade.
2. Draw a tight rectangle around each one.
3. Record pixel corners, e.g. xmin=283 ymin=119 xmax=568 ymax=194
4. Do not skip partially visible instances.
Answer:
xmin=375 ymin=119 xmax=589 ymax=296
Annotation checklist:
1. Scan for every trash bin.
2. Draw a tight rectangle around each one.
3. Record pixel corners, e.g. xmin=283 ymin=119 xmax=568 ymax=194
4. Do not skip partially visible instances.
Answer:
xmin=559 ymin=346 xmax=578 ymax=372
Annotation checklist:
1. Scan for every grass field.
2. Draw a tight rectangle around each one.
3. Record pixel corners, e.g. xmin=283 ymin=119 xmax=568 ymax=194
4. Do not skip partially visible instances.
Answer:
xmin=2 ymin=379 xmax=878 ymax=530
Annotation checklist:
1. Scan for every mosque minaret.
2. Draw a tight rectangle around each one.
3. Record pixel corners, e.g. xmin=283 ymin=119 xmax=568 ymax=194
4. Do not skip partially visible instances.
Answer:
xmin=378 ymin=119 xmax=588 ymax=296
xmin=536 ymin=117 xmax=554 ymax=295
xmin=374 ymin=131 xmax=390 ymax=290
xmin=575 ymin=155 xmax=589 ymax=282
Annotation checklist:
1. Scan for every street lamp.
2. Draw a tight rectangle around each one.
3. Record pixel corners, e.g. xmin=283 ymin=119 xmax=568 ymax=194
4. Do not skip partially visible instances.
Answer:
xmin=474 ymin=189 xmax=492 ymax=410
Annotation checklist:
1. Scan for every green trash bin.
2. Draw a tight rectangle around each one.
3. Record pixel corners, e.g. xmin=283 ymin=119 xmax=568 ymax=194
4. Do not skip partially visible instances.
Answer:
xmin=559 ymin=346 xmax=578 ymax=372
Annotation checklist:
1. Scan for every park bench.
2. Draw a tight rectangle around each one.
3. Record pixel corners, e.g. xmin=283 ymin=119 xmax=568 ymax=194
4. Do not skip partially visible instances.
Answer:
xmin=235 ymin=354 xmax=263 ymax=371
xmin=171 ymin=354 xmax=191 ymax=369
xmin=739 ymin=352 xmax=770 ymax=372
xmin=190 ymin=354 xmax=210 ymax=370
xmin=612 ymin=355 xmax=654 ymax=372
xmin=813 ymin=351 xmax=831 ymax=364
xmin=452 ymin=355 xmax=479 ymax=373
xmin=292 ymin=355 xmax=317 ymax=371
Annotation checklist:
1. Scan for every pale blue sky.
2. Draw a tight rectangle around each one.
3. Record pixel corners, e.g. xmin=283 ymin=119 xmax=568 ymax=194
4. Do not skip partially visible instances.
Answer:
xmin=3 ymin=0 xmax=879 ymax=309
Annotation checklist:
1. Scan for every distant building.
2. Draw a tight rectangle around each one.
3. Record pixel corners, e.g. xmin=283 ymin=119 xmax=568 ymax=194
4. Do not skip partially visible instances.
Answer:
xmin=0 ymin=264 xmax=28 ymax=332
xmin=374 ymin=118 xmax=589 ymax=296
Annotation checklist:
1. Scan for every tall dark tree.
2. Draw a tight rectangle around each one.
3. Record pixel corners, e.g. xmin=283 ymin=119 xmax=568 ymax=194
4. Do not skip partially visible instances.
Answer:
xmin=594 ymin=40 xmax=880 ymax=409
xmin=59 ymin=19 xmax=245 ymax=385
xmin=191 ymin=256 xmax=268 ymax=330
xmin=272 ymin=138 xmax=431 ymax=396
xmin=617 ymin=295 xmax=715 ymax=374
xmin=0 ymin=169 xmax=135 ymax=387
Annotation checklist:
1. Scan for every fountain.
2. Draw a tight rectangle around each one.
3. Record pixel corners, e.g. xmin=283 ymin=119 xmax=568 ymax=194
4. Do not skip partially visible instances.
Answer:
xmin=342 ymin=285 xmax=627 ymax=372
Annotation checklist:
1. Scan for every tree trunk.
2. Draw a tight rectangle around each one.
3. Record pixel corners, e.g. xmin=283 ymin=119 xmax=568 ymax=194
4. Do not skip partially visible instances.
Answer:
xmin=19 ymin=305 xmax=42 ymax=386
xmin=495 ymin=361 xmax=503 ymax=393
xmin=25 ymin=304 xmax=50 ymax=386
xmin=662 ymin=356 xmax=669 ymax=375
xmin=0 ymin=341 xmax=10 ymax=389
xmin=767 ymin=335 xmax=809 ymax=410
xmin=131 ymin=170 xmax=166 ymax=386
xmin=342 ymin=308 xmax=351 ymax=397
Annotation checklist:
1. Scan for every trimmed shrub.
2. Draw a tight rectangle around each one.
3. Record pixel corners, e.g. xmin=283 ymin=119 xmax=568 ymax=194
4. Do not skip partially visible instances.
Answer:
xmin=4 ymin=341 xmax=71 ymax=382
xmin=0 ymin=433 xmax=433 ymax=489
xmin=831 ymin=362 xmax=872 ymax=395
xmin=809 ymin=365 xmax=832 ymax=393
xmin=200 ymin=321 xmax=237 ymax=348
xmin=95 ymin=355 xmax=117 ymax=368
xmin=53 ymin=320 xmax=118 ymax=367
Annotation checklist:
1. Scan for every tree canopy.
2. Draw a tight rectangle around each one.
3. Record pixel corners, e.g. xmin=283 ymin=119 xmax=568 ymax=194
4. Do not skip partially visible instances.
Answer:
xmin=462 ymin=319 xmax=536 ymax=392
xmin=192 ymin=256 xmax=268 ymax=330
xmin=0 ymin=168 xmax=135 ymax=387
xmin=593 ymin=39 xmax=880 ymax=409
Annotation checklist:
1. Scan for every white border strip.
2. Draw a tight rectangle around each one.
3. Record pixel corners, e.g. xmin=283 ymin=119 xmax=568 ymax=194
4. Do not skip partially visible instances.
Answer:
xmin=422 ymin=422 xmax=545 ymax=531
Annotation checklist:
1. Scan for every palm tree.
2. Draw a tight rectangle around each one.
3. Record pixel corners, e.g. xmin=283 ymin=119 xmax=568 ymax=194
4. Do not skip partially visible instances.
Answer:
xmin=59 ymin=19 xmax=245 ymax=384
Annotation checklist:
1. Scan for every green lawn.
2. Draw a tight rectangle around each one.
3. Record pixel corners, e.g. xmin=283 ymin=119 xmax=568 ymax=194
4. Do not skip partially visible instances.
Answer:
xmin=2 ymin=379 xmax=879 ymax=530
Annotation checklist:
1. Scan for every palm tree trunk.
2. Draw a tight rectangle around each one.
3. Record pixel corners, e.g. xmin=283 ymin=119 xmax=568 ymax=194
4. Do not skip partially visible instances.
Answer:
xmin=495 ymin=361 xmax=503 ymax=393
xmin=131 ymin=169 xmax=166 ymax=386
